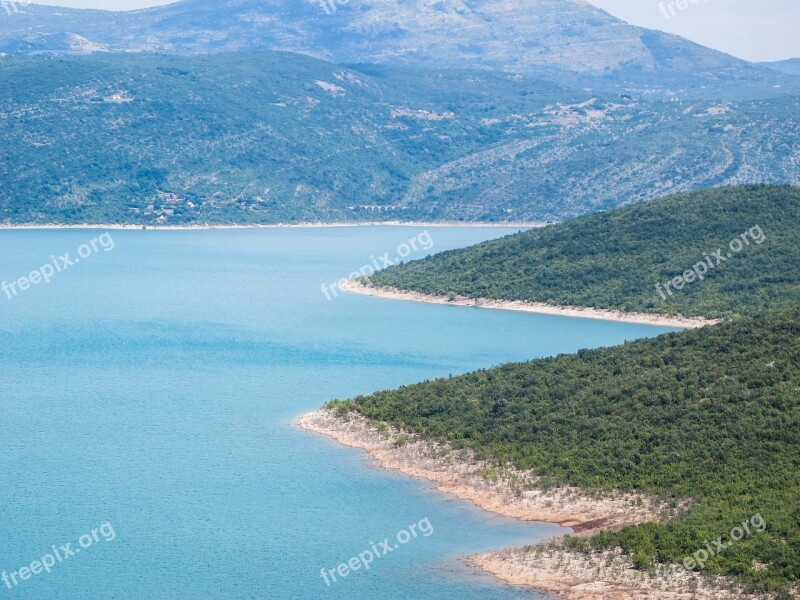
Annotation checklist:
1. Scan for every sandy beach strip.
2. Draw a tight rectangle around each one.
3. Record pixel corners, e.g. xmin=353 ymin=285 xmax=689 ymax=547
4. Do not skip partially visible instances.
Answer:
xmin=342 ymin=280 xmax=720 ymax=329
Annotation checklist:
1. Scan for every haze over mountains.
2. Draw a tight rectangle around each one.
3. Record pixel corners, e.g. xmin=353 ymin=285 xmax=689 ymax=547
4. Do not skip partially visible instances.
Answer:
xmin=2 ymin=0 xmax=800 ymax=100
xmin=1 ymin=0 xmax=798 ymax=225
xmin=2 ymin=52 xmax=799 ymax=225
xmin=762 ymin=58 xmax=800 ymax=76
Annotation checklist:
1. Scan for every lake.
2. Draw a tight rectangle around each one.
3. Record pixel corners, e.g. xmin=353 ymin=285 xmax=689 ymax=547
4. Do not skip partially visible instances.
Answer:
xmin=0 ymin=227 xmax=679 ymax=599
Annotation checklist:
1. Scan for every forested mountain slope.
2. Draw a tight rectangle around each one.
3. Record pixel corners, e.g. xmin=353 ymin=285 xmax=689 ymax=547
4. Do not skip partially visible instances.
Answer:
xmin=329 ymin=308 xmax=800 ymax=595
xmin=762 ymin=59 xmax=800 ymax=76
xmin=2 ymin=54 xmax=799 ymax=226
xmin=339 ymin=185 xmax=800 ymax=595
xmin=367 ymin=186 xmax=800 ymax=319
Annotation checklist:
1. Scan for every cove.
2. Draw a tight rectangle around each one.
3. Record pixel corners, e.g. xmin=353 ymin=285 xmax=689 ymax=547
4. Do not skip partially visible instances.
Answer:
xmin=0 ymin=227 xmax=679 ymax=599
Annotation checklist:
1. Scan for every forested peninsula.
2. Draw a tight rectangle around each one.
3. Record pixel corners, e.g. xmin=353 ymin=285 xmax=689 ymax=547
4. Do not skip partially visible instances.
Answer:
xmin=366 ymin=185 xmax=800 ymax=320
xmin=304 ymin=185 xmax=800 ymax=599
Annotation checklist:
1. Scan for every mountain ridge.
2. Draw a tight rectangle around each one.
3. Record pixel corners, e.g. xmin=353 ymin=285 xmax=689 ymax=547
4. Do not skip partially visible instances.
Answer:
xmin=2 ymin=53 xmax=799 ymax=225
xmin=762 ymin=58 xmax=800 ymax=76
xmin=1 ymin=0 xmax=799 ymax=100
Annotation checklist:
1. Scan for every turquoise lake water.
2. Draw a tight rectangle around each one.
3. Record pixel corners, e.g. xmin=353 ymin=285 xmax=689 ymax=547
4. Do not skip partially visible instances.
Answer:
xmin=0 ymin=227 xmax=679 ymax=599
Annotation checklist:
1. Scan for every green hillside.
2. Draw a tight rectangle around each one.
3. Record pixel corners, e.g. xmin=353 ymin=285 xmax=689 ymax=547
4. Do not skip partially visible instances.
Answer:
xmin=1 ymin=53 xmax=799 ymax=225
xmin=367 ymin=185 xmax=800 ymax=319
xmin=329 ymin=308 xmax=800 ymax=595
xmin=338 ymin=186 xmax=800 ymax=595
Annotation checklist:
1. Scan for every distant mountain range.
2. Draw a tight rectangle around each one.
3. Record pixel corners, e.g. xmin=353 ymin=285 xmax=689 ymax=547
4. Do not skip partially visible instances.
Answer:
xmin=1 ymin=52 xmax=798 ymax=226
xmin=1 ymin=0 xmax=799 ymax=100
xmin=762 ymin=58 xmax=800 ymax=76
xmin=0 ymin=1 xmax=797 ymax=226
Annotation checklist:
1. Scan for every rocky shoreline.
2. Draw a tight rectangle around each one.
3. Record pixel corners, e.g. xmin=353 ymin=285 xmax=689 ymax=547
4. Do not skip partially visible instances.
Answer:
xmin=297 ymin=408 xmax=758 ymax=600
xmin=342 ymin=280 xmax=719 ymax=329
xmin=470 ymin=547 xmax=755 ymax=600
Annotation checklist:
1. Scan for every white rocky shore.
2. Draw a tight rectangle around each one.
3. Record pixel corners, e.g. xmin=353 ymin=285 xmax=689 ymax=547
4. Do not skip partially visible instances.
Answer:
xmin=298 ymin=408 xmax=763 ymax=600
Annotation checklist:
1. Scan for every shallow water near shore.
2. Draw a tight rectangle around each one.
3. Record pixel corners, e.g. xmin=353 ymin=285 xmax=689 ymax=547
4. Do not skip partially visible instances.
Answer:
xmin=0 ymin=227 xmax=679 ymax=599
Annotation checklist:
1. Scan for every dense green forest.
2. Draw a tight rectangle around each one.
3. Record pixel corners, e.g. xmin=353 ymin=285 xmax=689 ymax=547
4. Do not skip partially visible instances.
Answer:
xmin=329 ymin=309 xmax=800 ymax=596
xmin=338 ymin=185 xmax=800 ymax=595
xmin=1 ymin=53 xmax=799 ymax=225
xmin=368 ymin=185 xmax=800 ymax=319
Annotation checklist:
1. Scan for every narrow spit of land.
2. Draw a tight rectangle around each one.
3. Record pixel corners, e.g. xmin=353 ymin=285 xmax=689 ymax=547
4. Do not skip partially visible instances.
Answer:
xmin=342 ymin=280 xmax=716 ymax=329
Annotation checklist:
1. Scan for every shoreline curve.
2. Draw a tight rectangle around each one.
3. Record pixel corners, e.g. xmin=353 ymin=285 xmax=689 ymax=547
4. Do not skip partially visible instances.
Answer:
xmin=297 ymin=409 xmax=744 ymax=600
xmin=0 ymin=221 xmax=545 ymax=231
xmin=342 ymin=280 xmax=720 ymax=329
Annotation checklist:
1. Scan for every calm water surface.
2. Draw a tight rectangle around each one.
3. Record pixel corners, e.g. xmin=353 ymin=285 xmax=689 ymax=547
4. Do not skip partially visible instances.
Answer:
xmin=0 ymin=227 xmax=678 ymax=599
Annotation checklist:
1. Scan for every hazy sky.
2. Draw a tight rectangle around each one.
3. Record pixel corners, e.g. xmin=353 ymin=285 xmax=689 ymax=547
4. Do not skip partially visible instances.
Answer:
xmin=589 ymin=0 xmax=799 ymax=62
xmin=18 ymin=0 xmax=799 ymax=63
